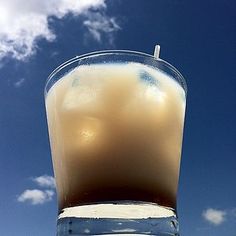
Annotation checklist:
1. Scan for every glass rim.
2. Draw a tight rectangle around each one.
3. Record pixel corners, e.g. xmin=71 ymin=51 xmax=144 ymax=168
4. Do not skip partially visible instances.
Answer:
xmin=45 ymin=49 xmax=187 ymax=96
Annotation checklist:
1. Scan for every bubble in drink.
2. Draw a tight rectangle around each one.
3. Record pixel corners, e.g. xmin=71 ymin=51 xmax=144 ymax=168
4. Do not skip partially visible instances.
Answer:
xmin=46 ymin=62 xmax=186 ymax=211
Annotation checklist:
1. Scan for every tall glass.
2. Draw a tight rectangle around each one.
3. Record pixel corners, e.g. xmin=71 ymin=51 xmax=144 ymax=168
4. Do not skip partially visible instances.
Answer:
xmin=45 ymin=50 xmax=187 ymax=236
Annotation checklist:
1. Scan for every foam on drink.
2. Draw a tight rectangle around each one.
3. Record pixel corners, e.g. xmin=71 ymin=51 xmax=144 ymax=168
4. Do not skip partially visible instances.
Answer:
xmin=46 ymin=63 xmax=186 ymax=211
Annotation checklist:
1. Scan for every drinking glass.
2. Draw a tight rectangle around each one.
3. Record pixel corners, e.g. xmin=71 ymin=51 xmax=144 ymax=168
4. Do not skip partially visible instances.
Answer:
xmin=45 ymin=50 xmax=187 ymax=235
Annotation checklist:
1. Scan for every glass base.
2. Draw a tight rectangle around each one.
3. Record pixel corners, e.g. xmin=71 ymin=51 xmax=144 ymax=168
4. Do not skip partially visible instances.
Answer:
xmin=57 ymin=202 xmax=179 ymax=236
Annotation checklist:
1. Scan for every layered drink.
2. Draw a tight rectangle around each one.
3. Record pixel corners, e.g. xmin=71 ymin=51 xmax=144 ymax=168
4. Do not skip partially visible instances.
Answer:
xmin=46 ymin=62 xmax=186 ymax=213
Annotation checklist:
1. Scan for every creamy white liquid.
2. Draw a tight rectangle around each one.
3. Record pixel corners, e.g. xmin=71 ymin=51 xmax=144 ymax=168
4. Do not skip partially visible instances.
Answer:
xmin=46 ymin=63 xmax=186 ymax=210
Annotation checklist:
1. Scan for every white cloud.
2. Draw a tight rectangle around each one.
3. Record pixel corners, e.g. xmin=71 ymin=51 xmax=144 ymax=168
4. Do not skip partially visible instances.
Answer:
xmin=0 ymin=0 xmax=120 ymax=61
xmin=14 ymin=78 xmax=25 ymax=88
xmin=84 ymin=12 xmax=120 ymax=44
xmin=17 ymin=189 xmax=54 ymax=205
xmin=202 ymin=208 xmax=226 ymax=226
xmin=32 ymin=175 xmax=55 ymax=188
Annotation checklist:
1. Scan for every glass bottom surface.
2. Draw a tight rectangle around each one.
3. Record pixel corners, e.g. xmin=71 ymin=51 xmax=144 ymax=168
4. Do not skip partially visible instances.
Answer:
xmin=57 ymin=202 xmax=179 ymax=236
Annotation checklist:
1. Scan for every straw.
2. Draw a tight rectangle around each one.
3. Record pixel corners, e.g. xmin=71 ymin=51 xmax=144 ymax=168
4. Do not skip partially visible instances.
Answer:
xmin=154 ymin=45 xmax=160 ymax=58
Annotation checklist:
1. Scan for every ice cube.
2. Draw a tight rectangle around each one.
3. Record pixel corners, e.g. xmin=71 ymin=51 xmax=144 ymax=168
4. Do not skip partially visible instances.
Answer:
xmin=77 ymin=117 xmax=101 ymax=147
xmin=62 ymin=116 xmax=106 ymax=154
xmin=139 ymin=69 xmax=158 ymax=86
xmin=145 ymin=85 xmax=166 ymax=103
xmin=63 ymin=68 xmax=81 ymax=87
xmin=62 ymin=85 xmax=100 ymax=111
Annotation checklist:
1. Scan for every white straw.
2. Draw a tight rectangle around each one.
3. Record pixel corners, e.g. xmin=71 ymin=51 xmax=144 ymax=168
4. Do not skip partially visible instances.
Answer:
xmin=154 ymin=45 xmax=160 ymax=58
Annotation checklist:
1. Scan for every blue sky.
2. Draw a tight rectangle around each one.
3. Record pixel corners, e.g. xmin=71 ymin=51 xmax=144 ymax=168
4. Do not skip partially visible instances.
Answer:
xmin=0 ymin=0 xmax=235 ymax=235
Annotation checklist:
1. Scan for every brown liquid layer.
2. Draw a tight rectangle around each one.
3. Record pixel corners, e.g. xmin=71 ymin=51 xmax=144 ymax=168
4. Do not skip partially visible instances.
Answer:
xmin=59 ymin=187 xmax=176 ymax=212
